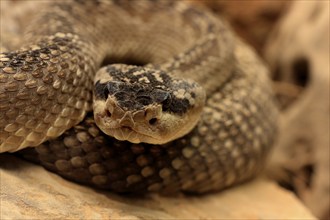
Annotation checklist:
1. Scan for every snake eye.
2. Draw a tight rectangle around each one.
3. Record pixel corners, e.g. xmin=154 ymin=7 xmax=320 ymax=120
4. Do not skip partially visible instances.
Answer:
xmin=149 ymin=118 xmax=157 ymax=125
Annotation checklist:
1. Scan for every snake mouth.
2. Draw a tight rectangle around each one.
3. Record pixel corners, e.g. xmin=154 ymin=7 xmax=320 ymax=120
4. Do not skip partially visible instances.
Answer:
xmin=106 ymin=126 xmax=158 ymax=144
xmin=94 ymin=105 xmax=162 ymax=143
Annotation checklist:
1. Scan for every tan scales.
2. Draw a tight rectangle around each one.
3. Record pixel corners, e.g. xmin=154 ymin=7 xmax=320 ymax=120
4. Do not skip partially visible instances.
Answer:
xmin=1 ymin=0 xmax=278 ymax=193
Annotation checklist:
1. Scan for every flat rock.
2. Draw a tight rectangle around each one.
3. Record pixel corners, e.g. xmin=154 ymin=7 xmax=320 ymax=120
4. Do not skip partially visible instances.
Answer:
xmin=0 ymin=155 xmax=315 ymax=219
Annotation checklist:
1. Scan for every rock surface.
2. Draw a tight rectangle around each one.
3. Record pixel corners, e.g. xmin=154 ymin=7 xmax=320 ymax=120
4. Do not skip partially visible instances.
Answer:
xmin=0 ymin=155 xmax=315 ymax=219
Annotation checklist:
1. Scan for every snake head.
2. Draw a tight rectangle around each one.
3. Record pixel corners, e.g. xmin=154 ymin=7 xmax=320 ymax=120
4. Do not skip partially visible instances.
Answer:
xmin=93 ymin=64 xmax=205 ymax=144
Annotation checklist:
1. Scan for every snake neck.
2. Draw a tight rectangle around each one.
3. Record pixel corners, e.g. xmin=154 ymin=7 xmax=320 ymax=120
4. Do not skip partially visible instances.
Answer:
xmin=22 ymin=0 xmax=235 ymax=93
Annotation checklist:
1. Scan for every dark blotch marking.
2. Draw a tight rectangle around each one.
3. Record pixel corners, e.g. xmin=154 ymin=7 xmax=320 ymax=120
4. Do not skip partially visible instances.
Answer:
xmin=106 ymin=81 xmax=120 ymax=95
xmin=166 ymin=98 xmax=190 ymax=115
xmin=113 ymin=84 xmax=166 ymax=110
xmin=9 ymin=58 xmax=24 ymax=68
xmin=94 ymin=81 xmax=109 ymax=100
xmin=106 ymin=66 xmax=172 ymax=88
xmin=94 ymin=66 xmax=195 ymax=115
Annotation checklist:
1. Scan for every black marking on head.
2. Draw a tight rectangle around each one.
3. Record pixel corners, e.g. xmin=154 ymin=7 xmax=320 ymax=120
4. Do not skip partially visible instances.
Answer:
xmin=165 ymin=98 xmax=190 ymax=115
xmin=94 ymin=79 xmax=192 ymax=115
xmin=95 ymin=65 xmax=197 ymax=115
xmin=94 ymin=80 xmax=109 ymax=100
xmin=111 ymin=83 xmax=170 ymax=110
xmin=111 ymin=84 xmax=191 ymax=115
xmin=106 ymin=81 xmax=120 ymax=94
xmin=106 ymin=66 xmax=171 ymax=87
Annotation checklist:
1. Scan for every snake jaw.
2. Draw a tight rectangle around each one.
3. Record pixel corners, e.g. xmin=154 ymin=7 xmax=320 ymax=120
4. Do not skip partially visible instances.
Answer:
xmin=94 ymin=97 xmax=202 ymax=144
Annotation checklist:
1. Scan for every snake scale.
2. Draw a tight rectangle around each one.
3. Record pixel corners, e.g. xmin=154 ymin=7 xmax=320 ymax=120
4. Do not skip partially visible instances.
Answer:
xmin=0 ymin=0 xmax=278 ymax=194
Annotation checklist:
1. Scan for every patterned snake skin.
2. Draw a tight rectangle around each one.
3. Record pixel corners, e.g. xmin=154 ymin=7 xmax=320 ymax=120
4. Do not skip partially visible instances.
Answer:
xmin=0 ymin=0 xmax=278 ymax=193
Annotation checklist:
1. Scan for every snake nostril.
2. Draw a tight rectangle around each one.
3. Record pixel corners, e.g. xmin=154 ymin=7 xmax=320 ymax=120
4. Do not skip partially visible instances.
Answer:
xmin=149 ymin=118 xmax=157 ymax=125
xmin=105 ymin=110 xmax=112 ymax=118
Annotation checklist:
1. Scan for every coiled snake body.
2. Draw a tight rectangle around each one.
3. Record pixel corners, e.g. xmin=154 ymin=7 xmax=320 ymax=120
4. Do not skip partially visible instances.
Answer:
xmin=0 ymin=0 xmax=278 ymax=193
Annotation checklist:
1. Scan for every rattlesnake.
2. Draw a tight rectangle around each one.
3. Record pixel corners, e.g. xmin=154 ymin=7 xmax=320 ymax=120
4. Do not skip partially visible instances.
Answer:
xmin=0 ymin=0 xmax=278 ymax=193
